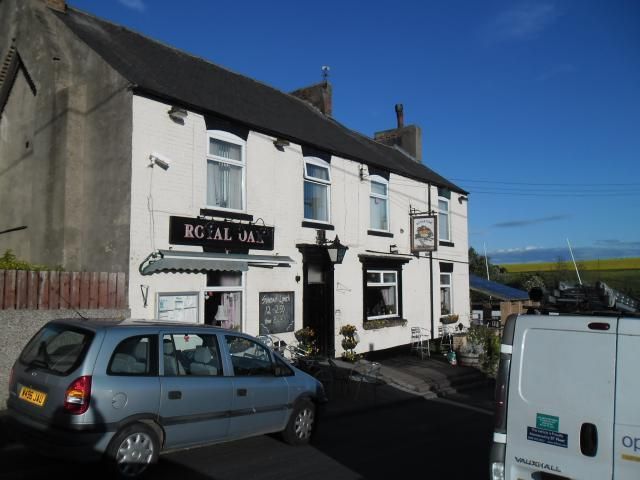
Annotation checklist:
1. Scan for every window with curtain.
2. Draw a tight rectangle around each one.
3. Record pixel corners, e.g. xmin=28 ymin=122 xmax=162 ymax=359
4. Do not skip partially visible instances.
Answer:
xmin=438 ymin=197 xmax=450 ymax=242
xmin=205 ymin=271 xmax=243 ymax=331
xmin=303 ymin=157 xmax=331 ymax=222
xmin=365 ymin=270 xmax=398 ymax=319
xmin=207 ymin=132 xmax=245 ymax=211
xmin=370 ymin=176 xmax=389 ymax=231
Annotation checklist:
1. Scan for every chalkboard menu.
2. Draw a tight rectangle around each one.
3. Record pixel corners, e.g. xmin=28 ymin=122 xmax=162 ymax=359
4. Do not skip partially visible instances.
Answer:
xmin=259 ymin=291 xmax=294 ymax=335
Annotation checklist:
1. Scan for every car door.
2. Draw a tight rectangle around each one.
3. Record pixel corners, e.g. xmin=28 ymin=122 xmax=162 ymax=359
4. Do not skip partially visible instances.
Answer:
xmin=158 ymin=331 xmax=233 ymax=449
xmin=505 ymin=315 xmax=616 ymax=479
xmin=223 ymin=334 xmax=289 ymax=438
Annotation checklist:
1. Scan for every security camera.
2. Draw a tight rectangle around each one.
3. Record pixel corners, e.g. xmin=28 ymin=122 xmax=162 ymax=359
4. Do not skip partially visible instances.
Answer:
xmin=149 ymin=152 xmax=171 ymax=170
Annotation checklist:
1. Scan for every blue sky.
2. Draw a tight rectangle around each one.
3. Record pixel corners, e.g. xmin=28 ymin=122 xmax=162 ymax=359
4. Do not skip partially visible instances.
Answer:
xmin=70 ymin=0 xmax=640 ymax=264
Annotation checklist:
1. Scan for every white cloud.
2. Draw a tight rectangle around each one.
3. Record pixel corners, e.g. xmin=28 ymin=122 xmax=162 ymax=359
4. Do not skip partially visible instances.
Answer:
xmin=484 ymin=2 xmax=560 ymax=43
xmin=118 ymin=0 xmax=146 ymax=12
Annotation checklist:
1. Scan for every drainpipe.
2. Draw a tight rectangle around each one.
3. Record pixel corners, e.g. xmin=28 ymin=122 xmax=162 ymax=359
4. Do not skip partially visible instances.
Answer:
xmin=428 ymin=183 xmax=434 ymax=339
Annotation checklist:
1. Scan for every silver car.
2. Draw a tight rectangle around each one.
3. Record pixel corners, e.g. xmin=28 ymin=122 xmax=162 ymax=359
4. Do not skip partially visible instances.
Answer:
xmin=7 ymin=318 xmax=326 ymax=477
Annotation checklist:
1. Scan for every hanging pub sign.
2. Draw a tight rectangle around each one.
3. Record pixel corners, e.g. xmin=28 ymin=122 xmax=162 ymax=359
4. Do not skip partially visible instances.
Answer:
xmin=169 ymin=216 xmax=274 ymax=251
xmin=410 ymin=215 xmax=437 ymax=253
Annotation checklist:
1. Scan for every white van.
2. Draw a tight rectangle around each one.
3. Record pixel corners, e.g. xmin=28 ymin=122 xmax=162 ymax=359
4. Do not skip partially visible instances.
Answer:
xmin=490 ymin=313 xmax=640 ymax=479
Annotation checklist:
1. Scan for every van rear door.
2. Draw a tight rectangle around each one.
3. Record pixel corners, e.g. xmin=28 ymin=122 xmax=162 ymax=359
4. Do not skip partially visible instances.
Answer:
xmin=614 ymin=317 xmax=640 ymax=479
xmin=505 ymin=315 xmax=616 ymax=479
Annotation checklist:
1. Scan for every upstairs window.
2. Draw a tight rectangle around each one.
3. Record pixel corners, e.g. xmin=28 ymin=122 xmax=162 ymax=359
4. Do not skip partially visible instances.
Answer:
xmin=207 ymin=131 xmax=245 ymax=211
xmin=438 ymin=197 xmax=450 ymax=242
xmin=370 ymin=176 xmax=389 ymax=231
xmin=303 ymin=157 xmax=331 ymax=222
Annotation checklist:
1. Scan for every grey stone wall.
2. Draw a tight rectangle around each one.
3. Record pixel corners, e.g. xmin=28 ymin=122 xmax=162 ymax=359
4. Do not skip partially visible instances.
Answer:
xmin=0 ymin=309 xmax=129 ymax=410
xmin=0 ymin=0 xmax=133 ymax=273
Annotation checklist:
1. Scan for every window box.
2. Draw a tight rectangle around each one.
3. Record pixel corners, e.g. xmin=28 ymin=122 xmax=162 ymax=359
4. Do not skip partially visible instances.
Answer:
xmin=363 ymin=318 xmax=408 ymax=330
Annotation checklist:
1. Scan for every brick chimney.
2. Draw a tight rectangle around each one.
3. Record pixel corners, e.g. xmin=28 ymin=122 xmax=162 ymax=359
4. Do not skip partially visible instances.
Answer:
xmin=374 ymin=104 xmax=422 ymax=163
xmin=44 ymin=0 xmax=67 ymax=12
xmin=290 ymin=81 xmax=332 ymax=116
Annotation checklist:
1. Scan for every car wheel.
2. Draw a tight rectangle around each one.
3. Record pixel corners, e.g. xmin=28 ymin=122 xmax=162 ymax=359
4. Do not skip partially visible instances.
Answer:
xmin=282 ymin=398 xmax=315 ymax=445
xmin=105 ymin=422 xmax=159 ymax=478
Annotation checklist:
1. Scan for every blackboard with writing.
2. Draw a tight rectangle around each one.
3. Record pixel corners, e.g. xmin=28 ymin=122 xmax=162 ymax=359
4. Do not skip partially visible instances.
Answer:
xmin=259 ymin=291 xmax=294 ymax=335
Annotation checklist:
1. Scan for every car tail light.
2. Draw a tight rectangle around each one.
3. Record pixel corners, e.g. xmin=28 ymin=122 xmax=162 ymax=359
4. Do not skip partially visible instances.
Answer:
xmin=8 ymin=366 xmax=15 ymax=391
xmin=64 ymin=375 xmax=92 ymax=415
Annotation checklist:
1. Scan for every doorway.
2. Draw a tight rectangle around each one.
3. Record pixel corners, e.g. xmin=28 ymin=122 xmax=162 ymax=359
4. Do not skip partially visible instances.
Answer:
xmin=298 ymin=245 xmax=335 ymax=358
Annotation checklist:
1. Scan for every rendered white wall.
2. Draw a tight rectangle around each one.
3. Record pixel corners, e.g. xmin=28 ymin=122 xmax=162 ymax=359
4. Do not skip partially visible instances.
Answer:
xmin=129 ymin=95 xmax=470 ymax=354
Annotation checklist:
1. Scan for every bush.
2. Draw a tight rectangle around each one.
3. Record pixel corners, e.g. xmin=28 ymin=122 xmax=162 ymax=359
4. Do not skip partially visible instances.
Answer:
xmin=0 ymin=250 xmax=59 ymax=271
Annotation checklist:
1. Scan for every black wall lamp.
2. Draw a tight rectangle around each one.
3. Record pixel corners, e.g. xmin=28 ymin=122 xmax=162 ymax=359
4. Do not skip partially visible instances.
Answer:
xmin=326 ymin=235 xmax=348 ymax=264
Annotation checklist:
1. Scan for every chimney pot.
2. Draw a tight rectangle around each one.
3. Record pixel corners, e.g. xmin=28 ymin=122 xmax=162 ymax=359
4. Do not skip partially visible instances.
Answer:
xmin=395 ymin=104 xmax=404 ymax=128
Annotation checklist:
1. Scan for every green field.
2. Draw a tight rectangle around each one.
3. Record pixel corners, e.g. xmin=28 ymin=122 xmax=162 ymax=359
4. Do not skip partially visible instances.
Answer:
xmin=499 ymin=258 xmax=640 ymax=299
xmin=502 ymin=257 xmax=640 ymax=273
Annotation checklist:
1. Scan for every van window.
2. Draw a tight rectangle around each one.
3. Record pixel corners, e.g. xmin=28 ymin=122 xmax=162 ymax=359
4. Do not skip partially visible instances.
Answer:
xmin=20 ymin=323 xmax=93 ymax=375
xmin=108 ymin=335 xmax=157 ymax=376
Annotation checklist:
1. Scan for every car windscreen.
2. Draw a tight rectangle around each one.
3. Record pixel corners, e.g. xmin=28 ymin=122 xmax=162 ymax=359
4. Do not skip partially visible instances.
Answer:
xmin=20 ymin=323 xmax=94 ymax=375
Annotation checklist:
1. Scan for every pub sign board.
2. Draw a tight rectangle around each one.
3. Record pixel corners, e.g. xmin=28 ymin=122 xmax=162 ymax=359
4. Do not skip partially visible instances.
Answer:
xmin=169 ymin=216 xmax=274 ymax=251
xmin=410 ymin=215 xmax=437 ymax=253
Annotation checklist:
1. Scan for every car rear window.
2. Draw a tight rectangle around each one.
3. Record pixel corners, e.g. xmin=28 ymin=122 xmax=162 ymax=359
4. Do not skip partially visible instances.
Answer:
xmin=20 ymin=323 xmax=94 ymax=375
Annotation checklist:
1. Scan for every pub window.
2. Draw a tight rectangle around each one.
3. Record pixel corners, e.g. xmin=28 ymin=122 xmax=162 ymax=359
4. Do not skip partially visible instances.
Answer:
xmin=365 ymin=270 xmax=399 ymax=320
xmin=438 ymin=197 xmax=450 ymax=242
xmin=207 ymin=130 xmax=246 ymax=211
xmin=370 ymin=176 xmax=389 ymax=231
xmin=440 ymin=273 xmax=452 ymax=315
xmin=303 ymin=157 xmax=331 ymax=223
xmin=205 ymin=271 xmax=244 ymax=331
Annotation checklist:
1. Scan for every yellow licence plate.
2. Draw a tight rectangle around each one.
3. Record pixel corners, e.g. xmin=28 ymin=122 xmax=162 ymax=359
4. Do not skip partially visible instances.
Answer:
xmin=19 ymin=386 xmax=47 ymax=407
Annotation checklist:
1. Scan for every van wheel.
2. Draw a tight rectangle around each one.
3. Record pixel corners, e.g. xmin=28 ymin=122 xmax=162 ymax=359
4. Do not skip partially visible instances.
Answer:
xmin=282 ymin=398 xmax=315 ymax=445
xmin=105 ymin=422 xmax=159 ymax=478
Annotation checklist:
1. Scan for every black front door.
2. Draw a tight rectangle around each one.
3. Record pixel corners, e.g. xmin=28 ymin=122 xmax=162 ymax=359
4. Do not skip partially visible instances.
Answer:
xmin=299 ymin=246 xmax=334 ymax=357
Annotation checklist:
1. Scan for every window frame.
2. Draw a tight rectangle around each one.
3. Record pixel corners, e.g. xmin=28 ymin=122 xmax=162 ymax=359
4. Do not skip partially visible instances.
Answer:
xmin=438 ymin=197 xmax=450 ymax=242
xmin=369 ymin=175 xmax=390 ymax=232
xmin=440 ymin=272 xmax=453 ymax=316
xmin=303 ymin=156 xmax=331 ymax=223
xmin=206 ymin=129 xmax=247 ymax=213
xmin=365 ymin=269 xmax=399 ymax=321
xmin=204 ymin=271 xmax=245 ymax=331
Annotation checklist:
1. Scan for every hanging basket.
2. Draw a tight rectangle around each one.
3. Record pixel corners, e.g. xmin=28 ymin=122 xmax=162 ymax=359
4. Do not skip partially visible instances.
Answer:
xmin=440 ymin=314 xmax=459 ymax=325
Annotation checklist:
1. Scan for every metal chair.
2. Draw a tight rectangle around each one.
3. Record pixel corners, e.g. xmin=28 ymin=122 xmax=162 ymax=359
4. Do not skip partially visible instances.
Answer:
xmin=410 ymin=327 xmax=431 ymax=359
xmin=438 ymin=323 xmax=455 ymax=356
xmin=348 ymin=359 xmax=383 ymax=402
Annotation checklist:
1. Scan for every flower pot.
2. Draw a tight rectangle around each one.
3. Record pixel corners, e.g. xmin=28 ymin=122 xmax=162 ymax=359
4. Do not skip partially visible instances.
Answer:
xmin=458 ymin=351 xmax=481 ymax=367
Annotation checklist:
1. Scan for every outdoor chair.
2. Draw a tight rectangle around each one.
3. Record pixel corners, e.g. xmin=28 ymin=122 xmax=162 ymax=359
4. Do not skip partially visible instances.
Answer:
xmin=438 ymin=323 xmax=455 ymax=356
xmin=410 ymin=327 xmax=431 ymax=359
xmin=327 ymin=357 xmax=352 ymax=398
xmin=348 ymin=359 xmax=383 ymax=402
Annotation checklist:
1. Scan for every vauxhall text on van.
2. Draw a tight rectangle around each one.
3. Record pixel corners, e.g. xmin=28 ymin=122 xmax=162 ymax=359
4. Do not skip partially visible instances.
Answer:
xmin=490 ymin=313 xmax=640 ymax=479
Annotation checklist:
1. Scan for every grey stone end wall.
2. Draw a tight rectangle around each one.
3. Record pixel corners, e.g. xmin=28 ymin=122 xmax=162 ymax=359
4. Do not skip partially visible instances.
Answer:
xmin=0 ymin=309 xmax=129 ymax=410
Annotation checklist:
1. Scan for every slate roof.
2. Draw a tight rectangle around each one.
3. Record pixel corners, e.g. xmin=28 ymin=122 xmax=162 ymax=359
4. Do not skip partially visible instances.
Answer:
xmin=470 ymin=274 xmax=530 ymax=301
xmin=53 ymin=7 xmax=465 ymax=193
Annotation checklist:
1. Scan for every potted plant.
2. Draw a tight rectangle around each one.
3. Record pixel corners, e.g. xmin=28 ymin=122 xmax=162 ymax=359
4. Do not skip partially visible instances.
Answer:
xmin=339 ymin=324 xmax=359 ymax=362
xmin=294 ymin=327 xmax=317 ymax=355
xmin=457 ymin=324 xmax=484 ymax=367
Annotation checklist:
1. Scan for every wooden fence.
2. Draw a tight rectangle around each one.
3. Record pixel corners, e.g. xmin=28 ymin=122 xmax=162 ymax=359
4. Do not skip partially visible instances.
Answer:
xmin=0 ymin=270 xmax=127 ymax=310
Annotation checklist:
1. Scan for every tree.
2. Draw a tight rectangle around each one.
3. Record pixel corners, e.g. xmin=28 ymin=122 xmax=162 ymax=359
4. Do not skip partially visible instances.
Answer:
xmin=468 ymin=247 xmax=505 ymax=281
